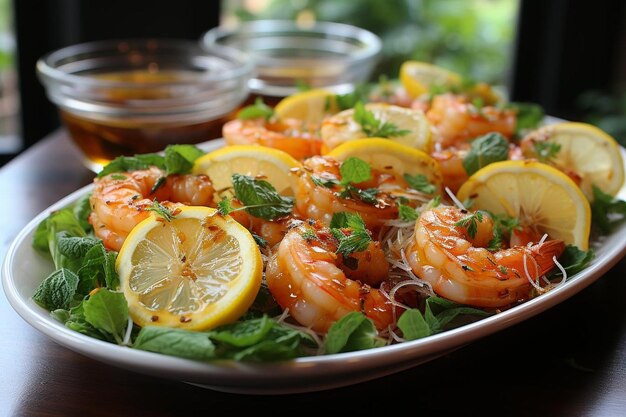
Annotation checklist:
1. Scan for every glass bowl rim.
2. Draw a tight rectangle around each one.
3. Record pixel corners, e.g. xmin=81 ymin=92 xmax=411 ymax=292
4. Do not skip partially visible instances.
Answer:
xmin=201 ymin=19 xmax=382 ymax=64
xmin=36 ymin=38 xmax=255 ymax=89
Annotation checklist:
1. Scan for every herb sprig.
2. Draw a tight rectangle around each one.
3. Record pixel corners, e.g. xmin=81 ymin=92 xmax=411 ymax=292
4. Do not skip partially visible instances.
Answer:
xmin=353 ymin=102 xmax=410 ymax=138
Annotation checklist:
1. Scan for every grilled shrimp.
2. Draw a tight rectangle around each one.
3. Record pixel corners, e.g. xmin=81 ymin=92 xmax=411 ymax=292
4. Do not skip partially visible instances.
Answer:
xmin=265 ymin=221 xmax=394 ymax=333
xmin=426 ymin=94 xmax=516 ymax=147
xmin=405 ymin=206 xmax=565 ymax=308
xmin=293 ymin=156 xmax=407 ymax=230
xmin=222 ymin=117 xmax=322 ymax=160
xmin=89 ymin=167 xmax=215 ymax=251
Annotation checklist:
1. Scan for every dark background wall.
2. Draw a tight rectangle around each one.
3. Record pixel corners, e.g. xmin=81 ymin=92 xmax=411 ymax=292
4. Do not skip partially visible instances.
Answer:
xmin=13 ymin=0 xmax=221 ymax=149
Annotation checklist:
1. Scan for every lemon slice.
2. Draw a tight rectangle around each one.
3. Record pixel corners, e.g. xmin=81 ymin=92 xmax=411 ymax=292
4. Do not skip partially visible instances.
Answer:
xmin=399 ymin=61 xmax=462 ymax=98
xmin=274 ymin=88 xmax=339 ymax=124
xmin=520 ymin=122 xmax=625 ymax=199
xmin=320 ymin=103 xmax=432 ymax=153
xmin=457 ymin=160 xmax=591 ymax=250
xmin=116 ymin=206 xmax=263 ymax=330
xmin=326 ymin=138 xmax=443 ymax=193
xmin=193 ymin=145 xmax=301 ymax=198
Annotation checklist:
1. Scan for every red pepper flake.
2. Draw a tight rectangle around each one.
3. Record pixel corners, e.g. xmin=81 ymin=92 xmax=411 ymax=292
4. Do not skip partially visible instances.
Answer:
xmin=180 ymin=316 xmax=192 ymax=323
xmin=151 ymin=315 xmax=159 ymax=322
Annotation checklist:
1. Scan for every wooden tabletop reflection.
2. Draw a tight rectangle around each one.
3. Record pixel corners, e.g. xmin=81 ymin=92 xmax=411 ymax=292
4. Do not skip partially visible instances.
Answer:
xmin=1 ymin=131 xmax=626 ymax=416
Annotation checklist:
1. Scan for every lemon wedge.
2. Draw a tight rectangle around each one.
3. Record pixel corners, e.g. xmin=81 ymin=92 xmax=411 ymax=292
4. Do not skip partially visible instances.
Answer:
xmin=274 ymin=88 xmax=339 ymax=124
xmin=326 ymin=138 xmax=443 ymax=193
xmin=116 ymin=206 xmax=263 ymax=330
xmin=457 ymin=160 xmax=591 ymax=250
xmin=520 ymin=122 xmax=625 ymax=199
xmin=399 ymin=61 xmax=462 ymax=98
xmin=192 ymin=145 xmax=301 ymax=199
xmin=320 ymin=103 xmax=432 ymax=153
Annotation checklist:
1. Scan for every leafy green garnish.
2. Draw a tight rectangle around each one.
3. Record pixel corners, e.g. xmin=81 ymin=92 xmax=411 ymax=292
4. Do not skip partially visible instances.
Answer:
xmin=462 ymin=132 xmax=509 ymax=176
xmin=353 ymin=102 xmax=410 ymax=138
xmin=217 ymin=198 xmax=234 ymax=216
xmin=547 ymin=245 xmax=594 ymax=279
xmin=33 ymin=268 xmax=79 ymax=311
xmin=590 ymin=185 xmax=626 ymax=233
xmin=83 ymin=288 xmax=129 ymax=344
xmin=486 ymin=213 xmax=520 ymax=251
xmin=236 ymin=97 xmax=275 ymax=121
xmin=324 ymin=312 xmax=384 ymax=354
xmin=340 ymin=157 xmax=372 ymax=184
xmin=146 ymin=201 xmax=176 ymax=221
xmin=231 ymin=174 xmax=294 ymax=220
xmin=534 ymin=141 xmax=562 ymax=162
xmin=403 ymin=173 xmax=436 ymax=194
xmin=33 ymin=208 xmax=88 ymax=268
xmin=133 ymin=315 xmax=315 ymax=362
xmin=398 ymin=296 xmax=489 ymax=341
xmin=329 ymin=212 xmax=372 ymax=257
xmin=398 ymin=204 xmax=419 ymax=221
xmin=505 ymin=102 xmax=545 ymax=135
xmin=133 ymin=327 xmax=216 ymax=360
xmin=338 ymin=185 xmax=379 ymax=204
xmin=310 ymin=175 xmax=340 ymax=188
xmin=454 ymin=211 xmax=484 ymax=239
xmin=97 ymin=144 xmax=204 ymax=177
xmin=334 ymin=84 xmax=371 ymax=111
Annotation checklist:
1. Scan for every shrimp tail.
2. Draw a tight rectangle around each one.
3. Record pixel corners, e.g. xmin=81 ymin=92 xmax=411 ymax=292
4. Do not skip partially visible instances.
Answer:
xmin=532 ymin=239 xmax=566 ymax=275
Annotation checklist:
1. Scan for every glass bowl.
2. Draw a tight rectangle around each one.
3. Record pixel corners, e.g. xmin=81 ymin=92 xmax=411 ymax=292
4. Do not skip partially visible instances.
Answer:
xmin=37 ymin=38 xmax=253 ymax=171
xmin=201 ymin=20 xmax=382 ymax=100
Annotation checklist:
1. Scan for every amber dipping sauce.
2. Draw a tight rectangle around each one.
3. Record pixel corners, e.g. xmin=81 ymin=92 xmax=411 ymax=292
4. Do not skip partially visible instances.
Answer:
xmin=60 ymin=70 xmax=240 ymax=170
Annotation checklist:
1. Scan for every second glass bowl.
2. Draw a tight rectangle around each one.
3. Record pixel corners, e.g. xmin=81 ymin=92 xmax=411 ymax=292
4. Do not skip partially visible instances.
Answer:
xmin=201 ymin=20 xmax=382 ymax=101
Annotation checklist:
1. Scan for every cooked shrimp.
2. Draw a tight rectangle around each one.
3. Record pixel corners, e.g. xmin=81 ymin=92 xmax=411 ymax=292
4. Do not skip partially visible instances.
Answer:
xmin=265 ymin=221 xmax=394 ymax=333
xmin=405 ymin=206 xmax=565 ymax=308
xmin=426 ymin=93 xmax=516 ymax=147
xmin=222 ymin=117 xmax=322 ymax=160
xmin=227 ymin=198 xmax=297 ymax=247
xmin=89 ymin=167 xmax=215 ymax=251
xmin=293 ymin=156 xmax=406 ymax=230
xmin=432 ymin=142 xmax=526 ymax=193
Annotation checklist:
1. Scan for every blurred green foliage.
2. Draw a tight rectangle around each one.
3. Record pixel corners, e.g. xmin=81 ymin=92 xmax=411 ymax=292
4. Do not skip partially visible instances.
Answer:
xmin=227 ymin=0 xmax=518 ymax=84
xmin=578 ymin=90 xmax=626 ymax=147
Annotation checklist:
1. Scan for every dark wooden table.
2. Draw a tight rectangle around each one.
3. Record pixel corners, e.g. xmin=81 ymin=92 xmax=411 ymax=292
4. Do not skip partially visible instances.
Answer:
xmin=2 ymin=130 xmax=626 ymax=416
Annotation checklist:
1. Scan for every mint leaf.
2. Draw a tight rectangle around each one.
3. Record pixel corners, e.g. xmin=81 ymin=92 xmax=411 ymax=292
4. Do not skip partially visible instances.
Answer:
xmin=217 ymin=197 xmax=234 ymax=216
xmin=329 ymin=212 xmax=372 ymax=256
xmin=64 ymin=302 xmax=110 ymax=341
xmin=335 ymin=84 xmax=371 ymax=110
xmin=164 ymin=144 xmax=204 ymax=176
xmin=590 ymin=185 xmax=626 ymax=233
xmin=228 ymin=325 xmax=314 ymax=361
xmin=97 ymin=153 xmax=164 ymax=177
xmin=340 ymin=157 xmax=371 ymax=184
xmin=77 ymin=242 xmax=119 ymax=292
xmin=324 ymin=312 xmax=383 ymax=354
xmin=73 ymin=193 xmax=93 ymax=232
xmin=232 ymin=174 xmax=294 ymax=220
xmin=236 ymin=98 xmax=275 ymax=120
xmin=33 ymin=268 xmax=79 ymax=310
xmin=208 ymin=316 xmax=274 ymax=347
xmin=404 ymin=173 xmax=436 ymax=194
xmin=353 ymin=102 xmax=410 ymax=138
xmin=134 ymin=327 xmax=216 ymax=360
xmin=146 ymin=201 xmax=176 ymax=221
xmin=534 ymin=141 xmax=561 ymax=162
xmin=83 ymin=289 xmax=128 ymax=344
xmin=463 ymin=133 xmax=509 ymax=175
xmin=549 ymin=245 xmax=594 ymax=278
xmin=398 ymin=204 xmax=419 ymax=221
xmin=397 ymin=309 xmax=432 ymax=340
xmin=454 ymin=211 xmax=484 ymax=239
xmin=506 ymin=102 xmax=545 ymax=134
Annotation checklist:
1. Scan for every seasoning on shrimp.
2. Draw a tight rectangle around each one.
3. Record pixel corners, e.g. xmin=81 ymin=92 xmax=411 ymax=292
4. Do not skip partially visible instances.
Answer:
xmin=404 ymin=205 xmax=565 ymax=308
xmin=265 ymin=220 xmax=394 ymax=333
xmin=89 ymin=167 xmax=215 ymax=251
